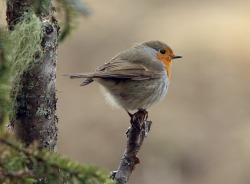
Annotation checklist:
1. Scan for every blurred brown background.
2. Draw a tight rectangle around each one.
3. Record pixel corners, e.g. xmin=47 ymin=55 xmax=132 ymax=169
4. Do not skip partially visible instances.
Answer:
xmin=57 ymin=0 xmax=250 ymax=184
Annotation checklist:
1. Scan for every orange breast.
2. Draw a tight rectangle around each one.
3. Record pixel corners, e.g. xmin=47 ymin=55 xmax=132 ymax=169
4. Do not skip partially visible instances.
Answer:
xmin=157 ymin=54 xmax=172 ymax=79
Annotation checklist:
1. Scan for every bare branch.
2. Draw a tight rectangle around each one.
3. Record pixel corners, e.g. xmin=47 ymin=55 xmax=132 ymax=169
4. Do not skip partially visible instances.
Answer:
xmin=111 ymin=110 xmax=152 ymax=184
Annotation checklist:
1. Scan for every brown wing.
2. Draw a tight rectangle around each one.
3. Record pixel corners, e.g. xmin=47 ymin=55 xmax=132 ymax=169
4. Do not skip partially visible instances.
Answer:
xmin=91 ymin=59 xmax=165 ymax=80
xmin=66 ymin=59 xmax=165 ymax=86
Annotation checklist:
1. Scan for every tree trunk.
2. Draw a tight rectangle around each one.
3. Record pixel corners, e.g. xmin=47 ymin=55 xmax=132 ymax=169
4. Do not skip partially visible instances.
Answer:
xmin=6 ymin=0 xmax=59 ymax=150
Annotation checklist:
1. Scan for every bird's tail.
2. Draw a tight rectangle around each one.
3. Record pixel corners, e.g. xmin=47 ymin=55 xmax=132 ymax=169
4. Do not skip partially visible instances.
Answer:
xmin=64 ymin=73 xmax=94 ymax=86
xmin=64 ymin=73 xmax=92 ymax=79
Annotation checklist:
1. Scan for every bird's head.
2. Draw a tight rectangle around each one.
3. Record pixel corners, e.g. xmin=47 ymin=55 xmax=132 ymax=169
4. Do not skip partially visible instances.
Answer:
xmin=143 ymin=41 xmax=182 ymax=78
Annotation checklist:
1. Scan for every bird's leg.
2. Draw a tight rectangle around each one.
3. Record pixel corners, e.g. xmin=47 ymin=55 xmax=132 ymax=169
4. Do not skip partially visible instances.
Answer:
xmin=126 ymin=110 xmax=133 ymax=118
xmin=125 ymin=109 xmax=151 ymax=136
xmin=137 ymin=108 xmax=148 ymax=122
xmin=136 ymin=109 xmax=151 ymax=136
xmin=129 ymin=109 xmax=148 ymax=130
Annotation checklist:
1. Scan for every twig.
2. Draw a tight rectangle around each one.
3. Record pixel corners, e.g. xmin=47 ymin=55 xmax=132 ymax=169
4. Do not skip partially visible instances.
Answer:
xmin=111 ymin=110 xmax=152 ymax=184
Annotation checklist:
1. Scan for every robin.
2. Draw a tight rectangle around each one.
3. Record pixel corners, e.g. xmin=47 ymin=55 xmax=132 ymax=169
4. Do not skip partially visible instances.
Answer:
xmin=66 ymin=41 xmax=182 ymax=113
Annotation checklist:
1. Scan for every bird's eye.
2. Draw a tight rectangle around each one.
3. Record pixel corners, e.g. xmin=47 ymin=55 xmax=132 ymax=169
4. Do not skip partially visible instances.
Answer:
xmin=160 ymin=49 xmax=166 ymax=54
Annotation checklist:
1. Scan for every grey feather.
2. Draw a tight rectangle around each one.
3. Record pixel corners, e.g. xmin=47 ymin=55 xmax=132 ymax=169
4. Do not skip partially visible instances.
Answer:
xmin=65 ymin=49 xmax=167 ymax=86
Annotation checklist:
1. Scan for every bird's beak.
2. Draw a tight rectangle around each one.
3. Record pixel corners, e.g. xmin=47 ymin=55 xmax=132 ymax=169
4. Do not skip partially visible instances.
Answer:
xmin=172 ymin=55 xmax=182 ymax=59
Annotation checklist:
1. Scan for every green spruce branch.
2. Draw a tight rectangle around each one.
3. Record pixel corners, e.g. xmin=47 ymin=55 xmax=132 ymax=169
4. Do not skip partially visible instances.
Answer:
xmin=0 ymin=134 xmax=114 ymax=184
xmin=0 ymin=1 xmax=113 ymax=183
xmin=54 ymin=0 xmax=91 ymax=42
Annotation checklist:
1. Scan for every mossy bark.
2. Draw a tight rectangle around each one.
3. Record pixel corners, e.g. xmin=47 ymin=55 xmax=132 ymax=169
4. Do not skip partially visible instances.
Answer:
xmin=6 ymin=0 xmax=59 ymax=150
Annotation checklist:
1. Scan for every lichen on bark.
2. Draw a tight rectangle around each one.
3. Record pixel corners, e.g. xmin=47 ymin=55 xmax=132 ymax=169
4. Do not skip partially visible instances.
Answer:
xmin=6 ymin=0 xmax=59 ymax=150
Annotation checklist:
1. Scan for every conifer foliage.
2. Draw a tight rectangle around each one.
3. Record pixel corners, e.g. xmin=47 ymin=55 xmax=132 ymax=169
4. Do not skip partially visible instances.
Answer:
xmin=0 ymin=0 xmax=114 ymax=183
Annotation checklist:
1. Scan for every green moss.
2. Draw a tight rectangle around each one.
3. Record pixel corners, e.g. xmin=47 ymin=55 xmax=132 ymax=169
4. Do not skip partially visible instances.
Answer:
xmin=31 ymin=0 xmax=51 ymax=16
xmin=0 ymin=29 xmax=11 ymax=129
xmin=9 ymin=10 xmax=42 ymax=80
xmin=8 ymin=10 xmax=42 ymax=100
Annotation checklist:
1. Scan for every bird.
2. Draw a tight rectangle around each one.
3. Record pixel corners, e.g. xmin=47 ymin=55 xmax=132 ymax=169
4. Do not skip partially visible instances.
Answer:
xmin=65 ymin=41 xmax=182 ymax=113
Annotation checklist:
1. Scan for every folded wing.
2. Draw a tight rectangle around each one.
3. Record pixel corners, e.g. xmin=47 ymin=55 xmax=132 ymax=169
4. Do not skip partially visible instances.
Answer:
xmin=66 ymin=59 xmax=165 ymax=86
